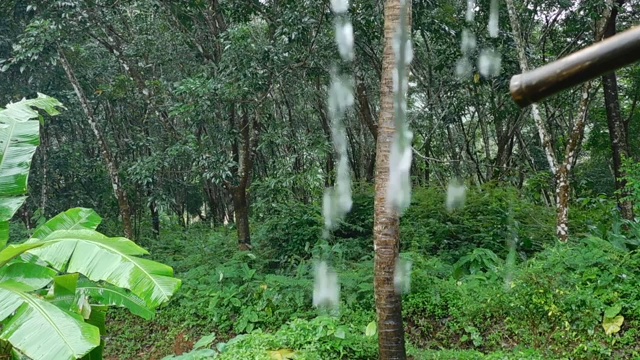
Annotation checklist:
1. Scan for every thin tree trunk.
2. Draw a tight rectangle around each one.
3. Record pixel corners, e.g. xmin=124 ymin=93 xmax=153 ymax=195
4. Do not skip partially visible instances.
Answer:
xmin=58 ymin=48 xmax=135 ymax=240
xmin=601 ymin=0 xmax=634 ymax=220
xmin=373 ymin=0 xmax=407 ymax=358
xmin=506 ymin=0 xmax=599 ymax=242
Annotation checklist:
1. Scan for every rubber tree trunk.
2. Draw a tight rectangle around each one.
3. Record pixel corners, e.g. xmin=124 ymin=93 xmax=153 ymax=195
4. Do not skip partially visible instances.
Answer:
xmin=373 ymin=0 xmax=407 ymax=358
xmin=602 ymin=0 xmax=634 ymax=220
xmin=58 ymin=49 xmax=135 ymax=240
xmin=506 ymin=0 xmax=599 ymax=242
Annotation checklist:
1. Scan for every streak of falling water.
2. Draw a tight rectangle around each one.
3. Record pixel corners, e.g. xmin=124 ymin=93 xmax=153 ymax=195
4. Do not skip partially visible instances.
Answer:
xmin=446 ymin=180 xmax=467 ymax=212
xmin=488 ymin=0 xmax=499 ymax=38
xmin=313 ymin=261 xmax=340 ymax=309
xmin=466 ymin=0 xmax=476 ymax=23
xmin=323 ymin=2 xmax=354 ymax=231
xmin=478 ymin=48 xmax=502 ymax=77
xmin=461 ymin=28 xmax=477 ymax=54
xmin=387 ymin=1 xmax=414 ymax=213
xmin=394 ymin=258 xmax=412 ymax=294
xmin=504 ymin=206 xmax=518 ymax=291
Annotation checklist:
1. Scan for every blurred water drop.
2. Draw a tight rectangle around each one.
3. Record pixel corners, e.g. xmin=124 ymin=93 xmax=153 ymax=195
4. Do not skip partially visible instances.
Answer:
xmin=461 ymin=28 xmax=476 ymax=54
xmin=335 ymin=21 xmax=354 ymax=61
xmin=446 ymin=180 xmax=467 ymax=212
xmin=488 ymin=0 xmax=499 ymax=37
xmin=466 ymin=0 xmax=476 ymax=23
xmin=331 ymin=0 xmax=349 ymax=13
xmin=456 ymin=57 xmax=472 ymax=79
xmin=478 ymin=48 xmax=502 ymax=78
xmin=394 ymin=258 xmax=413 ymax=294
xmin=313 ymin=261 xmax=340 ymax=308
xmin=388 ymin=130 xmax=413 ymax=212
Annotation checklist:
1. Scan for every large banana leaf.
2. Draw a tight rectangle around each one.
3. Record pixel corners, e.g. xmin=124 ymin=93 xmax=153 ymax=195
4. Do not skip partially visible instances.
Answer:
xmin=0 ymin=281 xmax=100 ymax=360
xmin=30 ymin=208 xmax=102 ymax=241
xmin=76 ymin=279 xmax=155 ymax=320
xmin=0 ymin=94 xmax=63 ymax=249
xmin=18 ymin=229 xmax=181 ymax=308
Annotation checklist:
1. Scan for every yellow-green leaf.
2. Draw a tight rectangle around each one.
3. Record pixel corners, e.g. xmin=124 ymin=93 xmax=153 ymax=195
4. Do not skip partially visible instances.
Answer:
xmin=603 ymin=315 xmax=624 ymax=335
xmin=269 ymin=348 xmax=296 ymax=359
xmin=365 ymin=321 xmax=377 ymax=337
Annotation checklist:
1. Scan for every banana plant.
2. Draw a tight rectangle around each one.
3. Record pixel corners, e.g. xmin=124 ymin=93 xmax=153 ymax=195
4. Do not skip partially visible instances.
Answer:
xmin=0 ymin=94 xmax=181 ymax=360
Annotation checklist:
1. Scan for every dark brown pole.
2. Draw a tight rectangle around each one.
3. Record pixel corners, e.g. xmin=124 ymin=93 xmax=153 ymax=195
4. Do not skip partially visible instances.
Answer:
xmin=510 ymin=25 xmax=640 ymax=107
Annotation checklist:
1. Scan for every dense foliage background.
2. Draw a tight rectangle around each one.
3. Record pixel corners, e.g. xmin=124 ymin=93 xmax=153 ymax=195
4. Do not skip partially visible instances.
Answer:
xmin=2 ymin=0 xmax=640 ymax=358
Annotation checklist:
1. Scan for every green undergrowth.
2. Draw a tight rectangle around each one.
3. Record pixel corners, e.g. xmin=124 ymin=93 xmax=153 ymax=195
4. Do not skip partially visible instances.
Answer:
xmin=103 ymin=185 xmax=640 ymax=359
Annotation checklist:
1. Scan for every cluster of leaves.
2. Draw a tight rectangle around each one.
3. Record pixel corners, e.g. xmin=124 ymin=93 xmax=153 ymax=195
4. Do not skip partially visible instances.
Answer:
xmin=163 ymin=316 xmax=379 ymax=360
xmin=0 ymin=95 xmax=180 ymax=360
xmin=401 ymin=184 xmax=556 ymax=261
xmin=404 ymin=235 xmax=640 ymax=359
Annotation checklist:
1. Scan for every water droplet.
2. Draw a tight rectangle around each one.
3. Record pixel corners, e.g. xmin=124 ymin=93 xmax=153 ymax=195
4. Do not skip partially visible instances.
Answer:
xmin=330 ymin=0 xmax=349 ymax=14
xmin=394 ymin=258 xmax=412 ymax=294
xmin=446 ymin=180 xmax=467 ymax=212
xmin=456 ymin=57 xmax=472 ymax=79
xmin=313 ymin=261 xmax=340 ymax=308
xmin=461 ymin=28 xmax=476 ymax=54
xmin=478 ymin=48 xmax=502 ymax=78
xmin=335 ymin=21 xmax=354 ymax=61
xmin=466 ymin=0 xmax=476 ymax=23
xmin=387 ymin=130 xmax=413 ymax=212
xmin=488 ymin=0 xmax=499 ymax=37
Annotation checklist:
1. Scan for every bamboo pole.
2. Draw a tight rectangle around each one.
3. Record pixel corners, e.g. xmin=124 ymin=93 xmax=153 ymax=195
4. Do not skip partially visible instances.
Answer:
xmin=510 ymin=25 xmax=640 ymax=107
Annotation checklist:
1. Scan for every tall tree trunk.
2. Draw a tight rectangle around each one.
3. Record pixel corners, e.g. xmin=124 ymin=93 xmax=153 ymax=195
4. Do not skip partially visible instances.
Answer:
xmin=601 ymin=0 xmax=634 ymax=220
xmin=58 ymin=49 xmax=135 ymax=240
xmin=506 ymin=0 xmax=598 ymax=242
xmin=373 ymin=0 xmax=407 ymax=358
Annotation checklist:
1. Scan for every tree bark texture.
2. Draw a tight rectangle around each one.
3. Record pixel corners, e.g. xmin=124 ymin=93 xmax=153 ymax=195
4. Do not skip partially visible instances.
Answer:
xmin=506 ymin=0 xmax=599 ymax=242
xmin=601 ymin=0 xmax=634 ymax=220
xmin=58 ymin=49 xmax=135 ymax=240
xmin=373 ymin=0 xmax=407 ymax=359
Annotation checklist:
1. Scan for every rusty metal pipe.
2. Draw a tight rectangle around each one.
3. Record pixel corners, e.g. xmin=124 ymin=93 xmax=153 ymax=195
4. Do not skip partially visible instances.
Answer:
xmin=510 ymin=25 xmax=640 ymax=107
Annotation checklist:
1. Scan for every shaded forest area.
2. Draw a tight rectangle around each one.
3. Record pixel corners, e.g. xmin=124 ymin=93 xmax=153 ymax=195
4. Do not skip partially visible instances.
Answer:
xmin=2 ymin=0 xmax=640 ymax=359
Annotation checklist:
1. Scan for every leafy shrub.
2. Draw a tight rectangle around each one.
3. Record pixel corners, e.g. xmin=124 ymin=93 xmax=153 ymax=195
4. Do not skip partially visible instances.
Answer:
xmin=401 ymin=184 xmax=555 ymax=261
xmin=404 ymin=237 xmax=640 ymax=359
xmin=164 ymin=315 xmax=379 ymax=360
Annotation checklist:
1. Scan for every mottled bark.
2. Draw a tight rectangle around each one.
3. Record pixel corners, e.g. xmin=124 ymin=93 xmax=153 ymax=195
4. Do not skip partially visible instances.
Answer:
xmin=58 ymin=49 xmax=135 ymax=240
xmin=601 ymin=0 xmax=634 ymax=220
xmin=228 ymin=106 xmax=254 ymax=250
xmin=506 ymin=1 xmax=599 ymax=242
xmin=373 ymin=0 xmax=407 ymax=359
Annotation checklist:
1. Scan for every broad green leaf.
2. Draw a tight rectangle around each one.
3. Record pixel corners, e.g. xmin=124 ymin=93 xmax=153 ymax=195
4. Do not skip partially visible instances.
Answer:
xmin=603 ymin=315 xmax=624 ymax=335
xmin=193 ymin=333 xmax=216 ymax=350
xmin=0 ymin=242 xmax=45 ymax=267
xmin=76 ymin=279 xmax=154 ymax=320
xmin=83 ymin=306 xmax=107 ymax=360
xmin=24 ymin=229 xmax=180 ymax=308
xmin=0 ymin=262 xmax=55 ymax=290
xmin=30 ymin=208 xmax=102 ymax=242
xmin=365 ymin=321 xmax=377 ymax=337
xmin=604 ymin=303 xmax=622 ymax=318
xmin=0 ymin=282 xmax=99 ymax=360
xmin=50 ymin=273 xmax=80 ymax=313
xmin=0 ymin=94 xmax=63 ymax=249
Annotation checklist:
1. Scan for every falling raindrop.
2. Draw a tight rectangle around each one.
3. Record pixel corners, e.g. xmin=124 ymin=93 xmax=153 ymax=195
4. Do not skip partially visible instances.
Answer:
xmin=330 ymin=0 xmax=349 ymax=14
xmin=446 ymin=180 xmax=467 ymax=212
xmin=388 ymin=130 xmax=413 ymax=212
xmin=488 ymin=0 xmax=499 ymax=38
xmin=313 ymin=261 xmax=340 ymax=308
xmin=478 ymin=48 xmax=502 ymax=78
xmin=456 ymin=57 xmax=473 ymax=79
xmin=394 ymin=258 xmax=413 ymax=294
xmin=466 ymin=0 xmax=476 ymax=23
xmin=335 ymin=20 xmax=354 ymax=61
xmin=460 ymin=28 xmax=477 ymax=55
